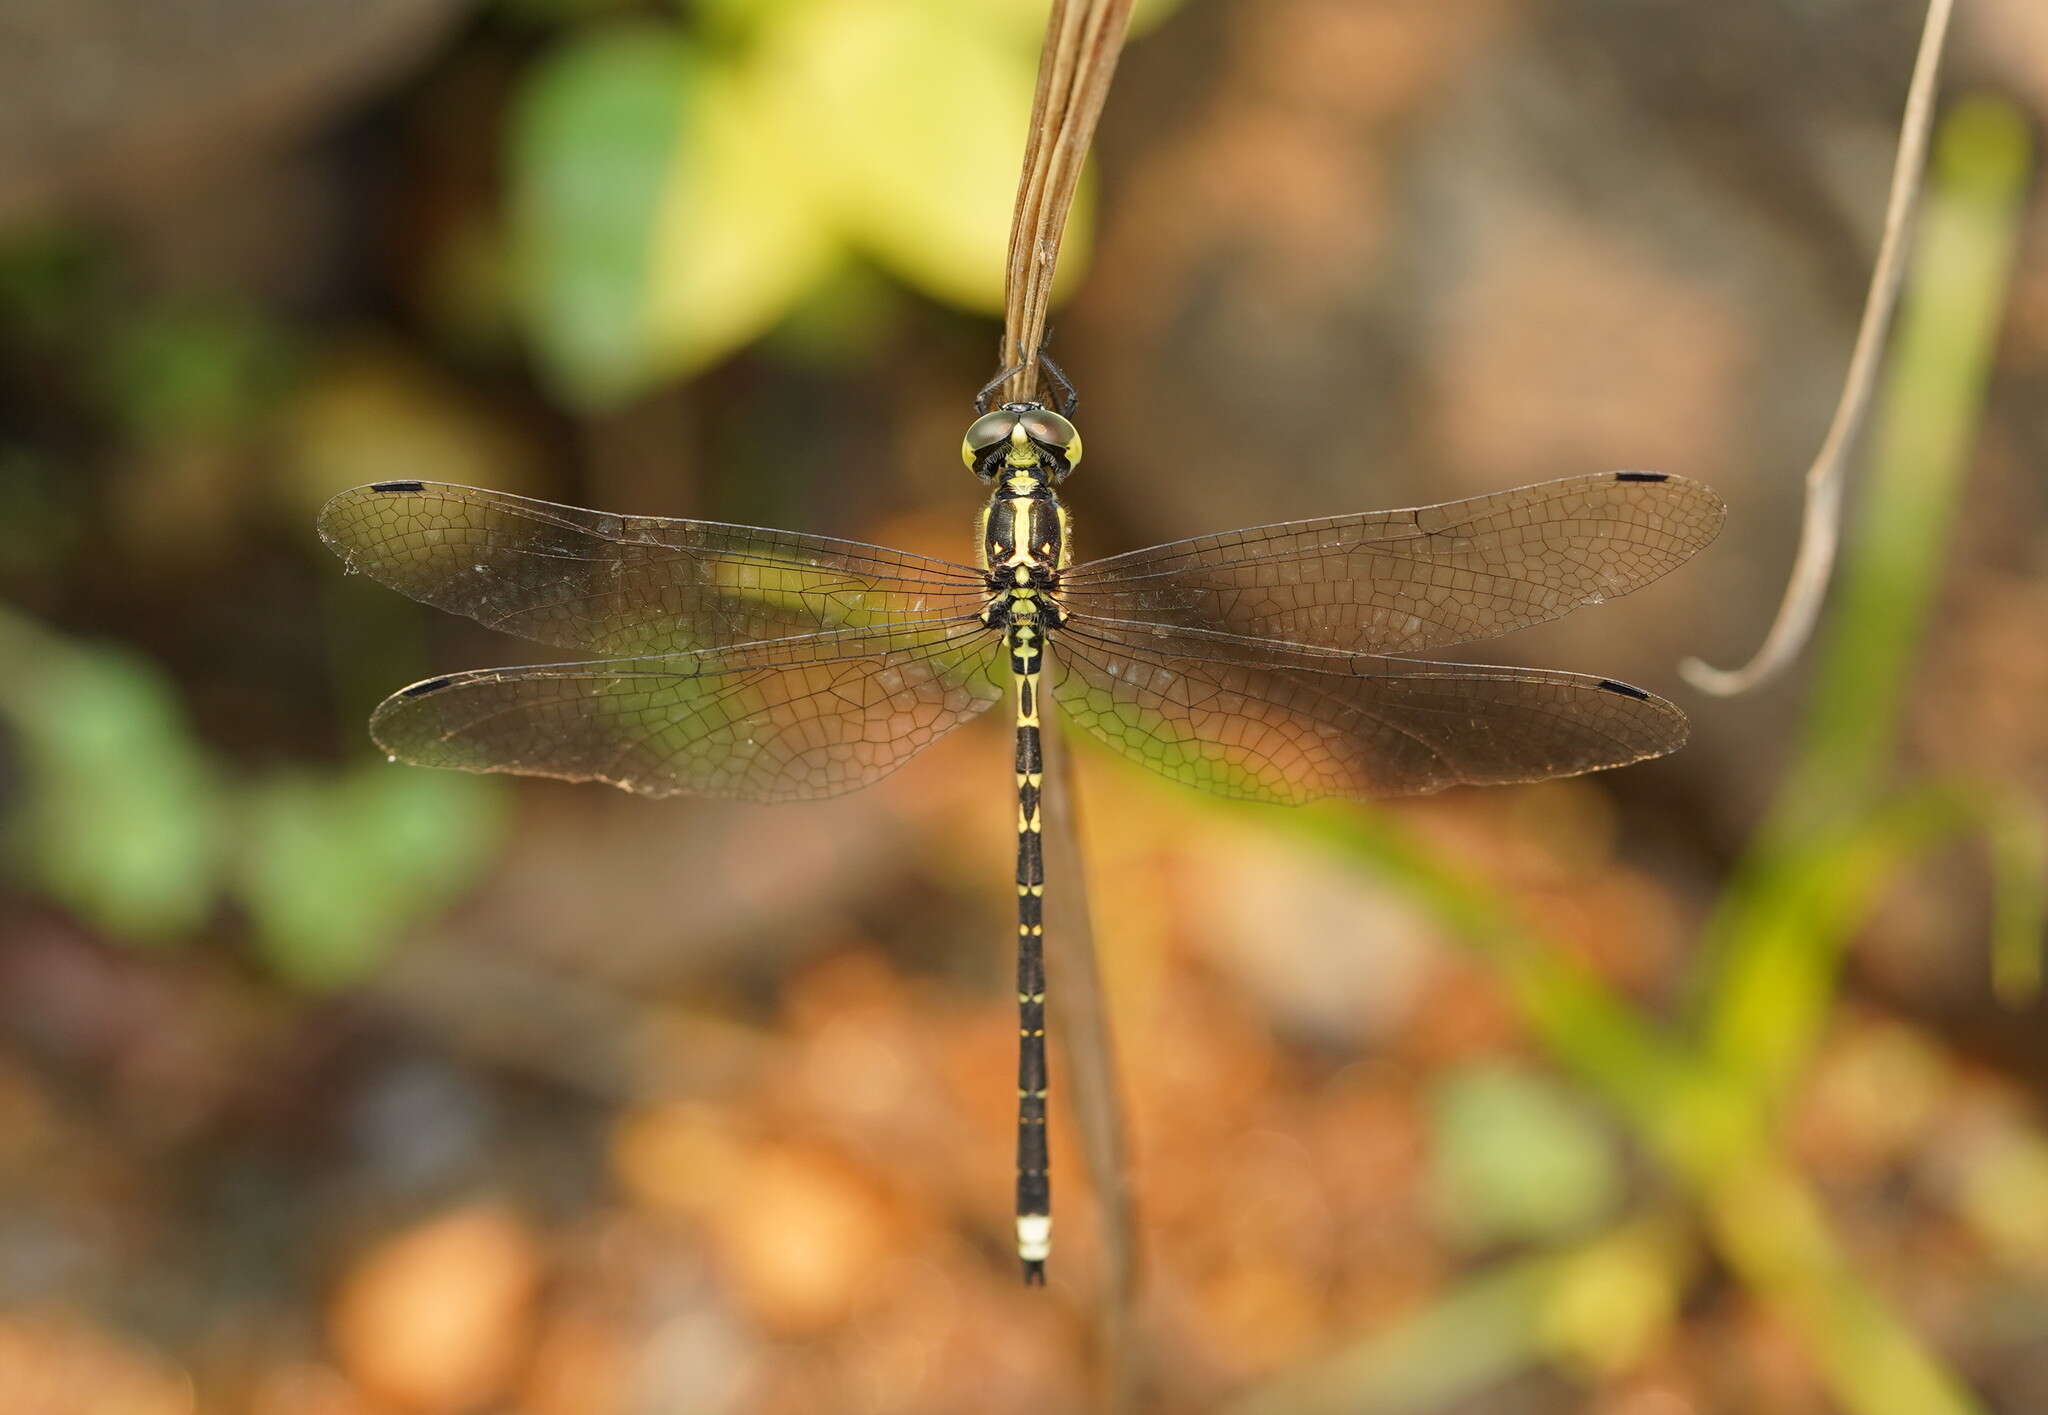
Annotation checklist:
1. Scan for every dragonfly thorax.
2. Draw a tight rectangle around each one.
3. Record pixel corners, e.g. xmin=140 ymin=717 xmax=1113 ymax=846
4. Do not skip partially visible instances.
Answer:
xmin=979 ymin=480 xmax=1067 ymax=577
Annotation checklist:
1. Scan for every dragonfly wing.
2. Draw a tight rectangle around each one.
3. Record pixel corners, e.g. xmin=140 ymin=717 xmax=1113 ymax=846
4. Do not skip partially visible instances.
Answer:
xmin=1050 ymin=618 xmax=1687 ymax=803
xmin=371 ymin=619 xmax=1004 ymax=802
xmin=318 ymin=481 xmax=990 ymax=656
xmin=1061 ymin=473 xmax=1725 ymax=655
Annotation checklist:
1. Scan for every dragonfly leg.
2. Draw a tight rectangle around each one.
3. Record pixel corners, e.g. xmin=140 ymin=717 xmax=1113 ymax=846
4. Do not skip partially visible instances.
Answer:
xmin=1036 ymin=351 xmax=1079 ymax=416
xmin=975 ymin=338 xmax=1079 ymax=417
xmin=975 ymin=362 xmax=1026 ymax=415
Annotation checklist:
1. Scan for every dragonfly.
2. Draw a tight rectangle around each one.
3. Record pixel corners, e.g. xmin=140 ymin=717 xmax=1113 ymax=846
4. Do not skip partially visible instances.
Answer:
xmin=318 ymin=392 xmax=1724 ymax=1284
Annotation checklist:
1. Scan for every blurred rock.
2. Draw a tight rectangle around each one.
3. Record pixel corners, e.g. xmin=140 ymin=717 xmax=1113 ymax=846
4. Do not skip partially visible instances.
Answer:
xmin=712 ymin=1141 xmax=899 ymax=1335
xmin=248 ymin=1361 xmax=386 ymax=1415
xmin=1961 ymin=0 xmax=2048 ymax=116
xmin=328 ymin=1201 xmax=543 ymax=1413
xmin=1418 ymin=206 xmax=1749 ymax=491
xmin=1789 ymin=1013 xmax=1949 ymax=1183
xmin=520 ymin=1306 xmax=631 ymax=1415
xmin=616 ymin=1101 xmax=898 ymax=1337
xmin=0 ymin=1308 xmax=193 ymax=1415
xmin=1184 ymin=820 xmax=1438 ymax=1046
xmin=612 ymin=1101 xmax=748 ymax=1219
xmin=0 ymin=0 xmax=471 ymax=227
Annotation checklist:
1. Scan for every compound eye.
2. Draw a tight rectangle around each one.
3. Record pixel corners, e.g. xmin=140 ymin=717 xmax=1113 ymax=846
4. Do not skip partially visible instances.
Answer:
xmin=1019 ymin=409 xmax=1081 ymax=467
xmin=962 ymin=411 xmax=1020 ymax=472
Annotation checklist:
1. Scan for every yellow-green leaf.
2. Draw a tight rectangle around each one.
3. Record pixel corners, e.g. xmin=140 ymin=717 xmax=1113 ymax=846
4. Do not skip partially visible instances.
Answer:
xmin=236 ymin=767 xmax=506 ymax=989
xmin=645 ymin=58 xmax=837 ymax=380
xmin=0 ymin=622 xmax=224 ymax=945
xmin=512 ymin=25 xmax=694 ymax=404
xmin=760 ymin=0 xmax=1090 ymax=312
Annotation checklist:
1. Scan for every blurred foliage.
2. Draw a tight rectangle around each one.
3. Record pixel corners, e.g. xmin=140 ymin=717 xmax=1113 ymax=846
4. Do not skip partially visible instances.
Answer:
xmin=101 ymin=305 xmax=294 ymax=442
xmin=0 ymin=610 xmax=224 ymax=944
xmin=237 ymin=765 xmax=504 ymax=988
xmin=512 ymin=0 xmax=1181 ymax=404
xmin=1427 ymin=1063 xmax=1620 ymax=1250
xmin=0 ymin=607 xmax=505 ymax=985
xmin=1224 ymin=98 xmax=2040 ymax=1415
xmin=1234 ymin=1219 xmax=1692 ymax=1415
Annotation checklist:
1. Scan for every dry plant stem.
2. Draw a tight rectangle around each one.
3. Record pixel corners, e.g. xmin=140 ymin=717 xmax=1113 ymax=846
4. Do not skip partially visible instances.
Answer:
xmin=999 ymin=0 xmax=1135 ymax=405
xmin=1042 ymin=719 xmax=1140 ymax=1411
xmin=999 ymin=0 xmax=1140 ymax=1379
xmin=1681 ymin=0 xmax=1956 ymax=696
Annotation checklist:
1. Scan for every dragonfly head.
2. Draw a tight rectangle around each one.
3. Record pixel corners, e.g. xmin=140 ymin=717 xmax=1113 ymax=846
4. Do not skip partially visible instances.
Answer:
xmin=962 ymin=403 xmax=1082 ymax=483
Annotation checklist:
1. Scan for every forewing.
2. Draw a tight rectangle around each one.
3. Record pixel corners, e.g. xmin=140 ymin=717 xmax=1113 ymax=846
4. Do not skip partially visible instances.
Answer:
xmin=319 ymin=481 xmax=989 ymax=656
xmin=371 ymin=619 xmax=1004 ymax=802
xmin=1051 ymin=618 xmax=1687 ymax=803
xmin=1061 ymin=473 xmax=1725 ymax=655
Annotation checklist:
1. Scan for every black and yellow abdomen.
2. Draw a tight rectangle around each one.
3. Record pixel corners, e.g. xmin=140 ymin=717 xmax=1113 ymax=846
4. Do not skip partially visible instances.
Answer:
xmin=977 ymin=469 xmax=1067 ymax=1281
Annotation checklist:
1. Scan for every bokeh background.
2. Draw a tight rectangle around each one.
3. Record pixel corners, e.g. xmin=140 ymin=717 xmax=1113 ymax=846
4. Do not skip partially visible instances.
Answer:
xmin=3 ymin=1 xmax=2048 ymax=1411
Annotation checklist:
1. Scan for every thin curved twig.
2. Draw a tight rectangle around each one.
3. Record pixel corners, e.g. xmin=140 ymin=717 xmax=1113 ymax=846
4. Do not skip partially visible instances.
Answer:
xmin=1681 ymin=0 xmax=1955 ymax=697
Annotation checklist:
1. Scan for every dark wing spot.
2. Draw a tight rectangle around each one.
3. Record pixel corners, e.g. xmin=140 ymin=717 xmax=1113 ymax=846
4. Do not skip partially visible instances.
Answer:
xmin=1613 ymin=471 xmax=1667 ymax=483
xmin=370 ymin=480 xmax=426 ymax=493
xmin=1596 ymin=678 xmax=1652 ymax=700
xmin=400 ymin=675 xmax=456 ymax=698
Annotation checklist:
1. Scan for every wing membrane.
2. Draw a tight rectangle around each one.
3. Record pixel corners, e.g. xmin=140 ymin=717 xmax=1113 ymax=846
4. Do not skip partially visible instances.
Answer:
xmin=1050 ymin=617 xmax=1687 ymax=803
xmin=371 ymin=619 xmax=1003 ymax=802
xmin=1061 ymin=473 xmax=1725 ymax=655
xmin=319 ymin=481 xmax=989 ymax=657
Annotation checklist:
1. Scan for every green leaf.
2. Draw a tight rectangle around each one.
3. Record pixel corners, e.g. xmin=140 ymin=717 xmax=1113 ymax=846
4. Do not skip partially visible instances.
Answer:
xmin=512 ymin=25 xmax=696 ymax=404
xmin=235 ymin=766 xmax=506 ymax=989
xmin=761 ymin=0 xmax=1088 ymax=312
xmin=0 ymin=611 xmax=224 ymax=944
xmin=514 ymin=22 xmax=837 ymax=402
xmin=1429 ymin=1063 xmax=1621 ymax=1248
xmin=104 ymin=305 xmax=288 ymax=440
xmin=644 ymin=55 xmax=837 ymax=381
